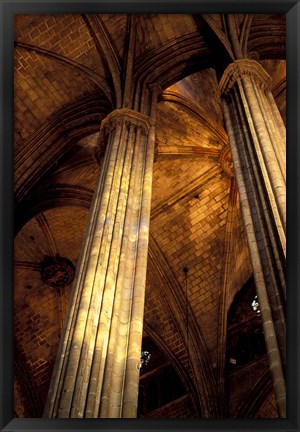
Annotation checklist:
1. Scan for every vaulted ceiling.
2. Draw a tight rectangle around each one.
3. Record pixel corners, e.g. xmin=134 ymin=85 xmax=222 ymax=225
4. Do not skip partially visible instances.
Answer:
xmin=14 ymin=13 xmax=286 ymax=418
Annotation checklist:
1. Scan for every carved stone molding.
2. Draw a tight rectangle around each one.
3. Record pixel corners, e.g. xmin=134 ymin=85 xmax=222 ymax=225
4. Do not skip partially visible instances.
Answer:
xmin=219 ymin=144 xmax=234 ymax=178
xmin=219 ymin=59 xmax=271 ymax=95
xmin=41 ymin=255 xmax=75 ymax=292
xmin=94 ymin=108 xmax=152 ymax=164
xmin=102 ymin=108 xmax=151 ymax=134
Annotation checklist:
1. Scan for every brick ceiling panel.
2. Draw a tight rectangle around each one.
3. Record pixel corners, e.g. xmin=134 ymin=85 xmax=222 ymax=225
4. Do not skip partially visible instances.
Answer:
xmin=42 ymin=206 xmax=89 ymax=265
xmin=50 ymin=135 xmax=99 ymax=190
xmin=14 ymin=217 xmax=55 ymax=263
xmin=14 ymin=269 xmax=60 ymax=326
xmin=156 ymin=101 xmax=224 ymax=152
xmin=51 ymin=163 xmax=98 ymax=192
xmin=14 ymin=259 xmax=67 ymax=404
xmin=151 ymin=172 xmax=231 ymax=358
xmin=14 ymin=49 xmax=100 ymax=151
xmin=248 ymin=15 xmax=285 ymax=59
xmin=37 ymin=133 xmax=100 ymax=196
xmin=101 ymin=14 xmax=127 ymax=59
xmin=151 ymin=158 xmax=218 ymax=214
xmin=14 ymin=206 xmax=89 ymax=308
xmin=14 ymin=267 xmax=42 ymax=306
xmin=145 ymin=272 xmax=190 ymax=374
xmin=15 ymin=14 xmax=106 ymax=73
xmin=14 ymin=15 xmax=42 ymax=38
xmin=170 ymin=69 xmax=224 ymax=126
xmin=135 ymin=14 xmax=197 ymax=61
xmin=14 ymin=288 xmax=62 ymax=405
xmin=14 ymin=206 xmax=90 ymax=409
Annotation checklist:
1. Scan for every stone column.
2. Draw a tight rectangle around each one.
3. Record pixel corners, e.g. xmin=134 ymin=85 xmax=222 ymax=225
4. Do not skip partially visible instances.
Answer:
xmin=43 ymin=108 xmax=155 ymax=418
xmin=219 ymin=60 xmax=286 ymax=417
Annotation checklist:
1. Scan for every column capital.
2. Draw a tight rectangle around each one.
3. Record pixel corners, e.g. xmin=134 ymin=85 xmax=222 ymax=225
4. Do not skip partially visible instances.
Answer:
xmin=94 ymin=108 xmax=152 ymax=164
xmin=102 ymin=108 xmax=152 ymax=135
xmin=219 ymin=59 xmax=271 ymax=95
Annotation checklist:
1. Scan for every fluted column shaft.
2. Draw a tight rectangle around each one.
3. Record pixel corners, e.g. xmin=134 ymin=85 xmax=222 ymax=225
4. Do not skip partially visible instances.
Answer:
xmin=220 ymin=60 xmax=286 ymax=417
xmin=43 ymin=108 xmax=155 ymax=418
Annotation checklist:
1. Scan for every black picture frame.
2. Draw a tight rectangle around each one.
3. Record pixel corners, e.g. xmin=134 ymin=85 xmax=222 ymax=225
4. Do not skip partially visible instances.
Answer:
xmin=1 ymin=1 xmax=299 ymax=431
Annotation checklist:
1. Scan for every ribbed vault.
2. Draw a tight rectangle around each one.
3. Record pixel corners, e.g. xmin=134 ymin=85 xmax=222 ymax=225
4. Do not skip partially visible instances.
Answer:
xmin=14 ymin=13 xmax=286 ymax=419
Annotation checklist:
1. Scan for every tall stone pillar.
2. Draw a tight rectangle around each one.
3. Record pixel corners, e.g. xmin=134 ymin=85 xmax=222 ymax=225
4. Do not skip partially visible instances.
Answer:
xmin=43 ymin=108 xmax=155 ymax=418
xmin=220 ymin=60 xmax=286 ymax=417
